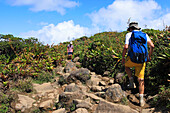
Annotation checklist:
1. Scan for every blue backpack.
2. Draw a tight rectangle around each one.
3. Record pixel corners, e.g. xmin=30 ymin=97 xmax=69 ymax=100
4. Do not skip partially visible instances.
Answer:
xmin=128 ymin=30 xmax=148 ymax=63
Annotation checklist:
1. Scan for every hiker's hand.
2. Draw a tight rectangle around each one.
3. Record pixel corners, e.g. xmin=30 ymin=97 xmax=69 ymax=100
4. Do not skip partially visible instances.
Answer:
xmin=122 ymin=58 xmax=125 ymax=65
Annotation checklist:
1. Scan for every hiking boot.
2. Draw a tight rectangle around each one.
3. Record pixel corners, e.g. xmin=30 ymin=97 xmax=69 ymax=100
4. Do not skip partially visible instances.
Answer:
xmin=140 ymin=99 xmax=145 ymax=107
xmin=127 ymin=82 xmax=136 ymax=88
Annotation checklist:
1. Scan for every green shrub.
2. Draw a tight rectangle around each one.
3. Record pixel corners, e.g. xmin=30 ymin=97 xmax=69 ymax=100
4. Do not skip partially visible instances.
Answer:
xmin=15 ymin=78 xmax=33 ymax=92
xmin=149 ymin=86 xmax=170 ymax=111
xmin=33 ymin=71 xmax=55 ymax=84
xmin=0 ymin=92 xmax=14 ymax=113
xmin=157 ymin=85 xmax=170 ymax=109
xmin=0 ymin=103 xmax=9 ymax=113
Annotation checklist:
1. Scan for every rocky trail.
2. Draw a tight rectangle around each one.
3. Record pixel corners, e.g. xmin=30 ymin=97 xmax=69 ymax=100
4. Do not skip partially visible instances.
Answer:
xmin=11 ymin=58 xmax=167 ymax=113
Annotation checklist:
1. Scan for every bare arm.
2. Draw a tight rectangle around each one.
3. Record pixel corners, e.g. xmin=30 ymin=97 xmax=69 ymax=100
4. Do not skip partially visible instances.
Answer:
xmin=122 ymin=44 xmax=128 ymax=64
xmin=147 ymin=40 xmax=154 ymax=61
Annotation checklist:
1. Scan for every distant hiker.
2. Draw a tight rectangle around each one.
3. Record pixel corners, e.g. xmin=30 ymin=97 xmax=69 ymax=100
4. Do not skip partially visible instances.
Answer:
xmin=67 ymin=41 xmax=73 ymax=60
xmin=122 ymin=22 xmax=154 ymax=107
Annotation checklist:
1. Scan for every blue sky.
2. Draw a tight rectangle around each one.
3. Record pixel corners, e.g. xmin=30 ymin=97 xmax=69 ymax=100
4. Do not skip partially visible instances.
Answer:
xmin=0 ymin=0 xmax=169 ymax=45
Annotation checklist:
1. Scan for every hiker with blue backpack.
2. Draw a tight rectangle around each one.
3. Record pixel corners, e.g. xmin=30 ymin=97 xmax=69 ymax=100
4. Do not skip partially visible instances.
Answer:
xmin=122 ymin=22 xmax=154 ymax=107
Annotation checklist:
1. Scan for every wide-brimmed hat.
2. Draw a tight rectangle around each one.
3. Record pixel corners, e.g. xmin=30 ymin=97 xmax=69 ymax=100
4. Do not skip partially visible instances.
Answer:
xmin=127 ymin=22 xmax=141 ymax=31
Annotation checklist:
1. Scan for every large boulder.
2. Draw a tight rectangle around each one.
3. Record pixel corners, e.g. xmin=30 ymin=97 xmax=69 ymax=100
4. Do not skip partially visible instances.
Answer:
xmin=39 ymin=99 xmax=53 ymax=109
xmin=64 ymin=83 xmax=81 ymax=92
xmin=52 ymin=108 xmax=66 ymax=113
xmin=15 ymin=94 xmax=36 ymax=112
xmin=73 ymin=98 xmax=92 ymax=110
xmin=74 ymin=108 xmax=88 ymax=113
xmin=94 ymin=100 xmax=138 ymax=113
xmin=59 ymin=91 xmax=85 ymax=103
xmin=105 ymin=84 xmax=126 ymax=103
xmin=64 ymin=62 xmax=77 ymax=73
xmin=67 ymin=68 xmax=91 ymax=84
xmin=33 ymin=83 xmax=55 ymax=93
xmin=86 ymin=75 xmax=101 ymax=87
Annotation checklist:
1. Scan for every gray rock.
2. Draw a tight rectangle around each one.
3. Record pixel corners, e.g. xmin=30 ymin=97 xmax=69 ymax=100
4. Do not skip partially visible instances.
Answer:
xmin=55 ymin=66 xmax=64 ymax=73
xmin=64 ymin=83 xmax=80 ymax=92
xmin=91 ymin=86 xmax=103 ymax=92
xmin=108 ymin=79 xmax=114 ymax=85
xmin=90 ymin=72 xmax=96 ymax=75
xmin=102 ymin=77 xmax=110 ymax=82
xmin=48 ymin=93 xmax=55 ymax=99
xmin=15 ymin=94 xmax=36 ymax=112
xmin=76 ymin=102 xmax=92 ymax=110
xmin=73 ymin=99 xmax=83 ymax=104
xmin=86 ymin=77 xmax=101 ymax=86
xmin=52 ymin=108 xmax=66 ymax=113
xmin=94 ymin=100 xmax=138 ymax=113
xmin=142 ymin=108 xmax=158 ymax=113
xmin=17 ymin=94 xmax=36 ymax=109
xmin=59 ymin=91 xmax=84 ymax=103
xmin=103 ymin=71 xmax=110 ymax=76
xmin=39 ymin=99 xmax=53 ymax=109
xmin=84 ymin=92 xmax=105 ymax=101
xmin=74 ymin=108 xmax=88 ymax=113
xmin=77 ymin=84 xmax=88 ymax=93
xmin=15 ymin=103 xmax=24 ymax=111
xmin=64 ymin=62 xmax=77 ymax=73
xmin=115 ymin=73 xmax=125 ymax=83
xmin=95 ymin=92 xmax=106 ymax=99
xmin=105 ymin=84 xmax=126 ymax=103
xmin=73 ymin=98 xmax=92 ymax=110
xmin=67 ymin=68 xmax=91 ymax=84
xmin=99 ymin=81 xmax=106 ymax=86
xmin=33 ymin=83 xmax=54 ymax=93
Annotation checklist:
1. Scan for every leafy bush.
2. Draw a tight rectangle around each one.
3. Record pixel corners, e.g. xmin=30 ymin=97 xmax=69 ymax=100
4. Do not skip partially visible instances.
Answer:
xmin=149 ymin=85 xmax=170 ymax=110
xmin=143 ymin=29 xmax=170 ymax=94
xmin=14 ymin=78 xmax=33 ymax=92
xmin=157 ymin=85 xmax=170 ymax=109
xmin=0 ymin=36 xmax=66 ymax=84
xmin=33 ymin=70 xmax=57 ymax=84
xmin=0 ymin=92 xmax=14 ymax=113
xmin=79 ymin=32 xmax=124 ymax=76
xmin=0 ymin=29 xmax=169 ymax=105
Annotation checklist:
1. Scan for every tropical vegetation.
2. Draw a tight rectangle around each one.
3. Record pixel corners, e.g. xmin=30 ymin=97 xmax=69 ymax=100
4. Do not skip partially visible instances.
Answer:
xmin=0 ymin=28 xmax=169 ymax=112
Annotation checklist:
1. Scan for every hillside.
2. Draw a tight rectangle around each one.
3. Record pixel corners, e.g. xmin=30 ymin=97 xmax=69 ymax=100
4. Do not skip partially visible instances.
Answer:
xmin=0 ymin=29 xmax=169 ymax=112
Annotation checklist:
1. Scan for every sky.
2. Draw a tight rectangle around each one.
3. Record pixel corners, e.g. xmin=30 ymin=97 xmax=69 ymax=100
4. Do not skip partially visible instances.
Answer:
xmin=0 ymin=0 xmax=169 ymax=45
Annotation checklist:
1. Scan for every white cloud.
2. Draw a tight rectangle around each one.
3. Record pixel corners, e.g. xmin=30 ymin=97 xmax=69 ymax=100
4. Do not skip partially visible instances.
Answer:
xmin=8 ymin=0 xmax=79 ymax=15
xmin=20 ymin=20 xmax=92 ymax=45
xmin=14 ymin=0 xmax=170 ymax=45
xmin=147 ymin=13 xmax=170 ymax=30
xmin=88 ymin=0 xmax=169 ymax=31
